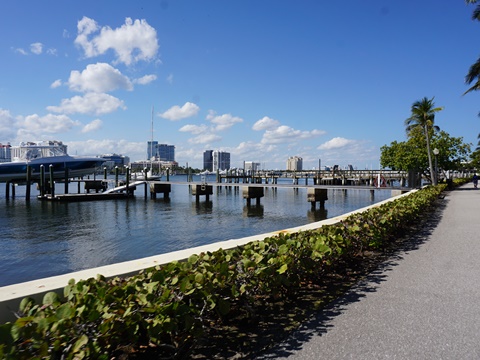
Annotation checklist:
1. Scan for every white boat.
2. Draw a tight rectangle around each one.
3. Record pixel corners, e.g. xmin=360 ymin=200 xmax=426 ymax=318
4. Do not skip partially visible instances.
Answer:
xmin=0 ymin=140 xmax=105 ymax=182
xmin=132 ymin=168 xmax=161 ymax=181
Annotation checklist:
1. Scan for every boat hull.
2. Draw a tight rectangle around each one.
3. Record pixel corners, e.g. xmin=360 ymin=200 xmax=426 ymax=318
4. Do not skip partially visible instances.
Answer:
xmin=0 ymin=156 xmax=105 ymax=182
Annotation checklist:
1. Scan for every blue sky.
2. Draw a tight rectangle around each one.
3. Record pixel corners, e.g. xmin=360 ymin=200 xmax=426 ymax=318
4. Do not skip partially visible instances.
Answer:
xmin=0 ymin=1 xmax=479 ymax=170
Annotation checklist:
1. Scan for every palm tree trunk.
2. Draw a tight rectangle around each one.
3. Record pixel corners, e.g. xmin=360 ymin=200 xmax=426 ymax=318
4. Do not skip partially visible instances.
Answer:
xmin=424 ymin=123 xmax=436 ymax=185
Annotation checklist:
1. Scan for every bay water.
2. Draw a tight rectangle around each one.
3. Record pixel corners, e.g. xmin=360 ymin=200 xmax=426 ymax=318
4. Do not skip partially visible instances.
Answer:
xmin=0 ymin=175 xmax=392 ymax=287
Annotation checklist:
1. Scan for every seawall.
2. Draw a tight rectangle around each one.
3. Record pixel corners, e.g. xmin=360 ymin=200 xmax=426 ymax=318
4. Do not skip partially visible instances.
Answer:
xmin=0 ymin=189 xmax=413 ymax=323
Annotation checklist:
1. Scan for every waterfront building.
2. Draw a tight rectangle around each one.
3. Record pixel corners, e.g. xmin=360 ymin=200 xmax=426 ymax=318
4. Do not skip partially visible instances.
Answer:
xmin=0 ymin=143 xmax=11 ymax=163
xmin=101 ymin=154 xmax=130 ymax=170
xmin=203 ymin=150 xmax=213 ymax=171
xmin=287 ymin=156 xmax=303 ymax=171
xmin=147 ymin=142 xmax=175 ymax=161
xmin=213 ymin=151 xmax=230 ymax=171
xmin=244 ymin=161 xmax=261 ymax=175
xmin=203 ymin=150 xmax=230 ymax=171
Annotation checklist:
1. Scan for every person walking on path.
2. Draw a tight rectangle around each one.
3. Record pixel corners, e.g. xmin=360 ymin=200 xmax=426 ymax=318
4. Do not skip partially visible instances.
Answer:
xmin=473 ymin=173 xmax=478 ymax=188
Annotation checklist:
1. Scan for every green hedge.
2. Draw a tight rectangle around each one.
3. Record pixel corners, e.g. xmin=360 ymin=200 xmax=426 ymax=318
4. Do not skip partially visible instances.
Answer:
xmin=0 ymin=185 xmax=444 ymax=359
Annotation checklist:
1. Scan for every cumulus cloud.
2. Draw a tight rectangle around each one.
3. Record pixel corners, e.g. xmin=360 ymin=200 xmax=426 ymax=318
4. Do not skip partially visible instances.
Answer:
xmin=74 ymin=16 xmax=159 ymax=65
xmin=261 ymin=125 xmax=324 ymax=144
xmin=50 ymin=79 xmax=62 ymax=89
xmin=68 ymin=63 xmax=133 ymax=93
xmin=14 ymin=48 xmax=28 ymax=55
xmin=67 ymin=139 xmax=145 ymax=158
xmin=179 ymin=124 xmax=208 ymax=135
xmin=189 ymin=133 xmax=222 ymax=144
xmin=206 ymin=110 xmax=243 ymax=131
xmin=133 ymin=74 xmax=157 ymax=85
xmin=252 ymin=116 xmax=280 ymax=131
xmin=82 ymin=119 xmax=103 ymax=133
xmin=47 ymin=93 xmax=126 ymax=116
xmin=30 ymin=42 xmax=43 ymax=55
xmin=0 ymin=109 xmax=17 ymax=141
xmin=318 ymin=137 xmax=355 ymax=150
xmin=160 ymin=102 xmax=200 ymax=121
xmin=17 ymin=113 xmax=80 ymax=138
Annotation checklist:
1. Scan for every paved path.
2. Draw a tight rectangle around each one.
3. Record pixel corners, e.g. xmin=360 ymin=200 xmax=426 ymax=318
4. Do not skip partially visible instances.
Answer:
xmin=259 ymin=184 xmax=480 ymax=360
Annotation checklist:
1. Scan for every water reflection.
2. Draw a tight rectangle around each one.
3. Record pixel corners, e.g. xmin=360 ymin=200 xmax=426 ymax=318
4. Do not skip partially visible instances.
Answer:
xmin=193 ymin=200 xmax=213 ymax=215
xmin=307 ymin=207 xmax=328 ymax=222
xmin=243 ymin=204 xmax=264 ymax=218
xmin=0 ymin=180 xmax=392 ymax=286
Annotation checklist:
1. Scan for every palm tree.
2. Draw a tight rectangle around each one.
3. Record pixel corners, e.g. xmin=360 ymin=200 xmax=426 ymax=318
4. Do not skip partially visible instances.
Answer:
xmin=464 ymin=0 xmax=480 ymax=94
xmin=464 ymin=57 xmax=480 ymax=95
xmin=405 ymin=97 xmax=443 ymax=185
xmin=465 ymin=0 xmax=480 ymax=149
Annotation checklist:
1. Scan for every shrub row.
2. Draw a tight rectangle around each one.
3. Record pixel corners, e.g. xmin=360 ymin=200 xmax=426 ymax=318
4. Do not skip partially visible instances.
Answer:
xmin=0 ymin=185 xmax=445 ymax=359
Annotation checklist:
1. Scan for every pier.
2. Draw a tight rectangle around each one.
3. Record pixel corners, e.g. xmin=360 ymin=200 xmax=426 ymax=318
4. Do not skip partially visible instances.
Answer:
xmin=218 ymin=169 xmax=411 ymax=187
xmin=2 ymin=166 xmax=466 ymax=204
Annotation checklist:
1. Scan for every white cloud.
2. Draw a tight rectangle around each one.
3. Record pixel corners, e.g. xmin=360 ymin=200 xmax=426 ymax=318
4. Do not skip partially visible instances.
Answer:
xmin=47 ymin=93 xmax=126 ymax=115
xmin=166 ymin=73 xmax=174 ymax=84
xmin=252 ymin=116 xmax=280 ymax=131
xmin=14 ymin=48 xmax=28 ymax=55
xmin=82 ymin=119 xmax=103 ymax=133
xmin=47 ymin=48 xmax=57 ymax=56
xmin=67 ymin=139 xmax=145 ymax=158
xmin=17 ymin=113 xmax=80 ymax=138
xmin=133 ymin=74 xmax=157 ymax=85
xmin=318 ymin=137 xmax=355 ymax=150
xmin=206 ymin=110 xmax=243 ymax=131
xmin=50 ymin=79 xmax=62 ymax=89
xmin=179 ymin=124 xmax=208 ymax=135
xmin=74 ymin=17 xmax=100 ymax=57
xmin=68 ymin=63 xmax=133 ymax=93
xmin=74 ymin=16 xmax=159 ymax=66
xmin=261 ymin=125 xmax=324 ymax=144
xmin=30 ymin=42 xmax=43 ymax=55
xmin=189 ymin=133 xmax=222 ymax=144
xmin=0 ymin=109 xmax=17 ymax=141
xmin=160 ymin=102 xmax=200 ymax=121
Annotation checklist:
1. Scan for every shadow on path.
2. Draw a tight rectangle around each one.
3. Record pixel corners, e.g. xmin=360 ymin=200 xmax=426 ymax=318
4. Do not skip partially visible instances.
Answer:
xmin=188 ymin=197 xmax=447 ymax=360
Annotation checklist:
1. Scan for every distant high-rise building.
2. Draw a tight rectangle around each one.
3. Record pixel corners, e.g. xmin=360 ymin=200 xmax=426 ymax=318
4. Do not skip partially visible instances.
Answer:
xmin=244 ymin=161 xmax=260 ymax=174
xmin=203 ymin=150 xmax=213 ymax=171
xmin=204 ymin=150 xmax=230 ymax=171
xmin=101 ymin=153 xmax=130 ymax=169
xmin=213 ymin=151 xmax=230 ymax=171
xmin=0 ymin=143 xmax=11 ymax=163
xmin=147 ymin=141 xmax=175 ymax=161
xmin=287 ymin=156 xmax=303 ymax=171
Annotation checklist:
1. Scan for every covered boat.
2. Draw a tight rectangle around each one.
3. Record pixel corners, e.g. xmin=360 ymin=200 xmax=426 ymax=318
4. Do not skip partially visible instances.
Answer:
xmin=0 ymin=140 xmax=105 ymax=182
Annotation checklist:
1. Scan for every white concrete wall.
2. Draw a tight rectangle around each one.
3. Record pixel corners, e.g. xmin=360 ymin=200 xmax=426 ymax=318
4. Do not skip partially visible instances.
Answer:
xmin=0 ymin=189 xmax=414 ymax=324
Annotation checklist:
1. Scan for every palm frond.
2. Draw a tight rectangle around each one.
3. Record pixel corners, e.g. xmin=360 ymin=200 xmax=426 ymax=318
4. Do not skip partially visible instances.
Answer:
xmin=464 ymin=80 xmax=480 ymax=95
xmin=472 ymin=4 xmax=480 ymax=20
xmin=465 ymin=57 xmax=480 ymax=85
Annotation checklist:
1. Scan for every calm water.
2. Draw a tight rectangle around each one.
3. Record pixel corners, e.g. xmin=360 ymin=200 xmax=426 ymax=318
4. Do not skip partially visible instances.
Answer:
xmin=0 ymin=175 xmax=392 ymax=286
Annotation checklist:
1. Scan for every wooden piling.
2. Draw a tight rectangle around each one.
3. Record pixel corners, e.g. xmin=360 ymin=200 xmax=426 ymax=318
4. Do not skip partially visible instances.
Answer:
xmin=191 ymin=184 xmax=213 ymax=202
xmin=49 ymin=165 xmax=55 ymax=198
xmin=40 ymin=165 xmax=45 ymax=197
xmin=307 ymin=188 xmax=328 ymax=210
xmin=26 ymin=165 xmax=31 ymax=200
xmin=243 ymin=186 xmax=264 ymax=206
xmin=150 ymin=182 xmax=171 ymax=199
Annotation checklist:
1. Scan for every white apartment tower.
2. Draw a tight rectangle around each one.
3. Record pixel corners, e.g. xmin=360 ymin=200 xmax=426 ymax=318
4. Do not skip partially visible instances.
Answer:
xmin=212 ymin=150 xmax=230 ymax=171
xmin=287 ymin=156 xmax=303 ymax=171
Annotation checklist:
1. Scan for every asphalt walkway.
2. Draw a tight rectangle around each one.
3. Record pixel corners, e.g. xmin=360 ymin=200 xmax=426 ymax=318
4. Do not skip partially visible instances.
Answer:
xmin=259 ymin=183 xmax=480 ymax=359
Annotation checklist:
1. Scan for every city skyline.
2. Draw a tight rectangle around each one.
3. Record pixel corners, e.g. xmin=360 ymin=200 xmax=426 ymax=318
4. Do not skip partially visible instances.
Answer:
xmin=1 ymin=1 xmax=479 ymax=170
